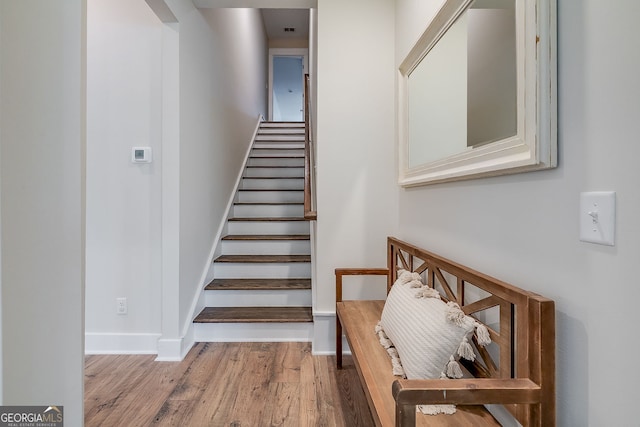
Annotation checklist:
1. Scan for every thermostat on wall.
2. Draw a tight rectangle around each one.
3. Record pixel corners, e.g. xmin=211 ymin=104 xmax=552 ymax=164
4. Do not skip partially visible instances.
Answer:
xmin=131 ymin=147 xmax=152 ymax=163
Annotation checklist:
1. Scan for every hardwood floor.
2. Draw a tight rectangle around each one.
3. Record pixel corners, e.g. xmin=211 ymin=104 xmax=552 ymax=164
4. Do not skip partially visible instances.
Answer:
xmin=85 ymin=342 xmax=374 ymax=427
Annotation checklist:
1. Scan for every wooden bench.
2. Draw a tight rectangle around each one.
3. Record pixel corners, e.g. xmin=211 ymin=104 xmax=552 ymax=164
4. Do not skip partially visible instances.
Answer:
xmin=335 ymin=237 xmax=555 ymax=427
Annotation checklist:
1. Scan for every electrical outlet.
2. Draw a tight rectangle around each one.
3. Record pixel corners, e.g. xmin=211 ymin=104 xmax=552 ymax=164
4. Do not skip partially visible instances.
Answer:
xmin=117 ymin=297 xmax=128 ymax=315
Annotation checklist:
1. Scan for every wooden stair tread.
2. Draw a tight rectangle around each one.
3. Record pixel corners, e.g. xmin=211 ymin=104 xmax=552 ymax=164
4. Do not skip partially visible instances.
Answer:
xmin=242 ymin=176 xmax=304 ymax=180
xmin=237 ymin=189 xmax=302 ymax=192
xmin=245 ymin=165 xmax=303 ymax=168
xmin=256 ymin=137 xmax=303 ymax=139
xmin=194 ymin=306 xmax=313 ymax=323
xmin=233 ymin=202 xmax=303 ymax=206
xmin=214 ymin=254 xmax=311 ymax=263
xmin=206 ymin=278 xmax=311 ymax=290
xmin=228 ymin=217 xmax=306 ymax=222
xmin=254 ymin=143 xmax=303 ymax=146
xmin=222 ymin=234 xmax=310 ymax=241
xmin=261 ymin=122 xmax=304 ymax=125
xmin=250 ymin=155 xmax=304 ymax=159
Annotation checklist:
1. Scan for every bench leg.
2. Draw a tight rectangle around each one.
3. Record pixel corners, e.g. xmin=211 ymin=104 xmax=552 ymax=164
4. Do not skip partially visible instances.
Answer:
xmin=396 ymin=404 xmax=416 ymax=427
xmin=336 ymin=315 xmax=343 ymax=369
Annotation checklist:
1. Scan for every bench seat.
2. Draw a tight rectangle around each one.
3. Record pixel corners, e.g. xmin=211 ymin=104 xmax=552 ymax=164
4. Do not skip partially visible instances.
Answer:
xmin=337 ymin=299 xmax=501 ymax=427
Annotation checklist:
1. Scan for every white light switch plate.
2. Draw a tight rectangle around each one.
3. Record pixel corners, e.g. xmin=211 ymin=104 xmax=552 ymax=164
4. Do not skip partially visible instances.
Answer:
xmin=579 ymin=191 xmax=615 ymax=246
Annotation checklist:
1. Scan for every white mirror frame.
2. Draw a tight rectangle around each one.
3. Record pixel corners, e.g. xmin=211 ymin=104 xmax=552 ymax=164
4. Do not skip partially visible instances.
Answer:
xmin=398 ymin=0 xmax=556 ymax=187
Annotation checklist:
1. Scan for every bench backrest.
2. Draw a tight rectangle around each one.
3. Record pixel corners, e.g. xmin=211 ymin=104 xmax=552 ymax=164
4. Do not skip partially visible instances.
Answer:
xmin=386 ymin=237 xmax=555 ymax=426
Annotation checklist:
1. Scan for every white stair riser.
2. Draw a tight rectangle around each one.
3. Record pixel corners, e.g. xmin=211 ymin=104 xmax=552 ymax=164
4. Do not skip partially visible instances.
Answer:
xmin=227 ymin=220 xmax=309 ymax=235
xmin=240 ymin=178 xmax=303 ymax=190
xmin=244 ymin=167 xmax=304 ymax=178
xmin=251 ymin=149 xmax=304 ymax=157
xmin=213 ymin=262 xmax=311 ymax=279
xmin=260 ymin=123 xmax=304 ymax=129
xmin=232 ymin=203 xmax=304 ymax=217
xmin=194 ymin=322 xmax=312 ymax=342
xmin=236 ymin=190 xmax=304 ymax=203
xmin=258 ymin=127 xmax=304 ymax=133
xmin=204 ymin=289 xmax=311 ymax=307
xmin=255 ymin=135 xmax=304 ymax=142
xmin=255 ymin=136 xmax=303 ymax=140
xmin=247 ymin=157 xmax=304 ymax=167
xmin=221 ymin=240 xmax=311 ymax=255
xmin=254 ymin=143 xmax=304 ymax=150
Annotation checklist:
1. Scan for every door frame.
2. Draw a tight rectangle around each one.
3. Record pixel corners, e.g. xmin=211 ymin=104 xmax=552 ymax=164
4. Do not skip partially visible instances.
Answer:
xmin=268 ymin=48 xmax=309 ymax=121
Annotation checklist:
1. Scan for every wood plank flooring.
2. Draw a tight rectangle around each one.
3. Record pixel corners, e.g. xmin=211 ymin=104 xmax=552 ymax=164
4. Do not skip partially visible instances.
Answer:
xmin=85 ymin=342 xmax=374 ymax=427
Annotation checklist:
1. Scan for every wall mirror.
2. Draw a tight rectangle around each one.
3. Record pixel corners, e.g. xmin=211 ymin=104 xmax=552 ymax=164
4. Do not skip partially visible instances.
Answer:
xmin=398 ymin=0 xmax=556 ymax=186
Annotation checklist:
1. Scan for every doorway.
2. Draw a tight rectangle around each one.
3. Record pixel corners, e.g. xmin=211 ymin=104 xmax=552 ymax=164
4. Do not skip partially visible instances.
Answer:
xmin=269 ymin=48 xmax=308 ymax=122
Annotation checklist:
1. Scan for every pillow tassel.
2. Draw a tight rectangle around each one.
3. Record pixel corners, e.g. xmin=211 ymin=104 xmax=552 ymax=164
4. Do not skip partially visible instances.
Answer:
xmin=378 ymin=332 xmax=393 ymax=348
xmin=386 ymin=348 xmax=406 ymax=377
xmin=398 ymin=270 xmax=422 ymax=287
xmin=408 ymin=279 xmax=423 ymax=288
xmin=457 ymin=336 xmax=476 ymax=361
xmin=391 ymin=357 xmax=406 ymax=377
xmin=375 ymin=322 xmax=394 ymax=348
xmin=445 ymin=302 xmax=466 ymax=327
xmin=374 ymin=322 xmax=383 ymax=334
xmin=446 ymin=356 xmax=463 ymax=379
xmin=475 ymin=322 xmax=492 ymax=347
xmin=418 ymin=404 xmax=456 ymax=415
xmin=415 ymin=287 xmax=441 ymax=299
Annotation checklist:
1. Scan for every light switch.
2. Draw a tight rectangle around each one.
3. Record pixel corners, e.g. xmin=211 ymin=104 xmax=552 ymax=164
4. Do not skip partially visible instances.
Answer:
xmin=579 ymin=191 xmax=615 ymax=246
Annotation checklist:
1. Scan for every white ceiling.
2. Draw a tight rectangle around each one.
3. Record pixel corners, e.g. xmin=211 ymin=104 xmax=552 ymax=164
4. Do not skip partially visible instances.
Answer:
xmin=261 ymin=8 xmax=309 ymax=40
xmin=192 ymin=0 xmax=312 ymax=41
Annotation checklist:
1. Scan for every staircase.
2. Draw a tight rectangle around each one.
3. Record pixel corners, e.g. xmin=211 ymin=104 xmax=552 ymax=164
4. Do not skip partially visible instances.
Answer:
xmin=193 ymin=122 xmax=313 ymax=342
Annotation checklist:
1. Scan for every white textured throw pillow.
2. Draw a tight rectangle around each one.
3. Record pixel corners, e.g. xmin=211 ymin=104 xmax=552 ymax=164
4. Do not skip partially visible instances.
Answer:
xmin=377 ymin=271 xmax=491 ymax=415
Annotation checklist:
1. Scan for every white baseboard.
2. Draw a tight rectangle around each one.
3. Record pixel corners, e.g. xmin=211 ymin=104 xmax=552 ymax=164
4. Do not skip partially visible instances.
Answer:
xmin=312 ymin=311 xmax=351 ymax=356
xmin=85 ymin=332 xmax=161 ymax=355
xmin=156 ymin=326 xmax=195 ymax=361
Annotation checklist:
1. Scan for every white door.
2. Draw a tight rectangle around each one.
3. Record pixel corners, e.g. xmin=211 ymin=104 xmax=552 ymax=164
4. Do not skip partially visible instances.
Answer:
xmin=269 ymin=48 xmax=308 ymax=122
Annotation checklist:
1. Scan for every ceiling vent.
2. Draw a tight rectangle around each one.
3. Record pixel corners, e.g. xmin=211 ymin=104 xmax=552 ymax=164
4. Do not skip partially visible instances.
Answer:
xmin=284 ymin=27 xmax=296 ymax=32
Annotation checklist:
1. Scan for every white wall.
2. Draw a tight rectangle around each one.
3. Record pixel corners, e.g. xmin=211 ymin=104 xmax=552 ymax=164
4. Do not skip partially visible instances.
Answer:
xmin=395 ymin=0 xmax=640 ymax=425
xmin=315 ymin=0 xmax=397 ymax=317
xmin=0 ymin=1 xmax=85 ymax=424
xmin=86 ymin=0 xmax=164 ymax=353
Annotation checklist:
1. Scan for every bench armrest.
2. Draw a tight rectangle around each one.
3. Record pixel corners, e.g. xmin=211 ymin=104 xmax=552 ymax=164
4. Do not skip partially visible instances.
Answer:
xmin=392 ymin=378 xmax=541 ymax=427
xmin=392 ymin=378 xmax=541 ymax=406
xmin=335 ymin=268 xmax=389 ymax=302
